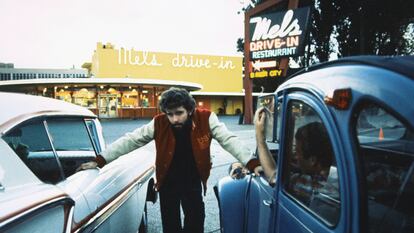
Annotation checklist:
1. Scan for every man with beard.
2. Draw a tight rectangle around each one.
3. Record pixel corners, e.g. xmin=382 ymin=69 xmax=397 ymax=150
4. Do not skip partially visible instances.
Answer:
xmin=79 ymin=87 xmax=259 ymax=233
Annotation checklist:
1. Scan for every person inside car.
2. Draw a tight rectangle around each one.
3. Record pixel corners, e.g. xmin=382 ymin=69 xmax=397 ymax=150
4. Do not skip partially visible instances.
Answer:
xmin=254 ymin=108 xmax=338 ymax=201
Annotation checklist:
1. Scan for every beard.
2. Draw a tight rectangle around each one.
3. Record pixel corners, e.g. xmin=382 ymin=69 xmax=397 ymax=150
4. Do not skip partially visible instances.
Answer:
xmin=172 ymin=123 xmax=184 ymax=128
xmin=171 ymin=117 xmax=191 ymax=131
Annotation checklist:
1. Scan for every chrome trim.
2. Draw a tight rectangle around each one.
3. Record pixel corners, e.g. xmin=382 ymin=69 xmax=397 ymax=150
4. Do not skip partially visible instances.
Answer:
xmin=74 ymin=167 xmax=154 ymax=233
xmin=263 ymin=199 xmax=273 ymax=207
xmin=65 ymin=205 xmax=75 ymax=233
xmin=0 ymin=111 xmax=96 ymax=135
xmin=83 ymin=119 xmax=99 ymax=157
xmin=43 ymin=120 xmax=66 ymax=181
xmin=318 ymin=192 xmax=341 ymax=205
xmin=0 ymin=195 xmax=74 ymax=231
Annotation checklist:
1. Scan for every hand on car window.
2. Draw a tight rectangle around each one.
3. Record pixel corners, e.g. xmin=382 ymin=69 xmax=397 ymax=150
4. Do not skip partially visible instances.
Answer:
xmin=253 ymin=165 xmax=264 ymax=176
xmin=76 ymin=161 xmax=98 ymax=172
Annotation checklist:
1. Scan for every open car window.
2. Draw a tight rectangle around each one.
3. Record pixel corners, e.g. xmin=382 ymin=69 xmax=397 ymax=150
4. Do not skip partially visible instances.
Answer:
xmin=2 ymin=117 xmax=97 ymax=184
xmin=355 ymin=103 xmax=414 ymax=233
xmin=47 ymin=118 xmax=95 ymax=152
xmin=2 ymin=118 xmax=63 ymax=183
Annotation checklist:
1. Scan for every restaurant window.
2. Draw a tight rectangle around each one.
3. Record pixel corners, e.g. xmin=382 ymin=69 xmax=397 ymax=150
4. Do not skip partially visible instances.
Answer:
xmin=122 ymin=88 xmax=138 ymax=108
xmin=141 ymin=88 xmax=154 ymax=107
xmin=55 ymin=88 xmax=72 ymax=103
xmin=73 ymin=88 xmax=97 ymax=108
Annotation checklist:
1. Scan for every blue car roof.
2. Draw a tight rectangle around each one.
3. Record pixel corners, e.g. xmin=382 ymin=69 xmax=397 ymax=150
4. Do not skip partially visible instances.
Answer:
xmin=291 ymin=55 xmax=414 ymax=80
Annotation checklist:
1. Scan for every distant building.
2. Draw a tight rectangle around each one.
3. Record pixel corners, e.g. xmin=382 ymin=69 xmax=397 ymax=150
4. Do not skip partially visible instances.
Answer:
xmin=0 ymin=64 xmax=88 ymax=81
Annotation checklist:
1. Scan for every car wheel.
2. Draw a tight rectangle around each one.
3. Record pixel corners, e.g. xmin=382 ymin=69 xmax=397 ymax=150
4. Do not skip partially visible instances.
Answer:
xmin=138 ymin=203 xmax=148 ymax=233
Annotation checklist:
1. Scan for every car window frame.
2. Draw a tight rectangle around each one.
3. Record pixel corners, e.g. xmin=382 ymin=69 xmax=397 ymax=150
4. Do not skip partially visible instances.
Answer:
xmin=279 ymin=91 xmax=343 ymax=228
xmin=2 ymin=115 xmax=99 ymax=184
xmin=351 ymin=98 xmax=414 ymax=233
xmin=85 ymin=118 xmax=102 ymax=153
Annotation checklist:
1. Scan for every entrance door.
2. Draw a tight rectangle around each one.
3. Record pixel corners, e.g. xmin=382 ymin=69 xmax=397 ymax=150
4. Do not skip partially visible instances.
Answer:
xmin=99 ymin=94 xmax=118 ymax=118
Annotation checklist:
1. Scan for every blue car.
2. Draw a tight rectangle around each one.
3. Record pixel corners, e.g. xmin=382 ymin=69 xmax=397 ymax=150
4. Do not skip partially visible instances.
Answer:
xmin=215 ymin=56 xmax=414 ymax=233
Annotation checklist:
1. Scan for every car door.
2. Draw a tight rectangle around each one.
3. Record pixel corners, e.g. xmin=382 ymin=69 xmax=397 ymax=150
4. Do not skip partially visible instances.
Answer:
xmin=51 ymin=117 xmax=154 ymax=233
xmin=76 ymin=150 xmax=154 ymax=233
xmin=42 ymin=116 xmax=146 ymax=233
xmin=275 ymin=93 xmax=344 ymax=233
xmin=1 ymin=112 xmax=153 ymax=233
xmin=245 ymin=166 xmax=277 ymax=232
xmin=2 ymin=117 xmax=96 ymax=229
xmin=0 ymin=139 xmax=74 ymax=233
xmin=244 ymin=95 xmax=281 ymax=233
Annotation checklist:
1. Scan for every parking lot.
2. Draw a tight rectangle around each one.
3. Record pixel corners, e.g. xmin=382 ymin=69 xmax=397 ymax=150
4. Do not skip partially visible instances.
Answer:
xmin=100 ymin=115 xmax=256 ymax=233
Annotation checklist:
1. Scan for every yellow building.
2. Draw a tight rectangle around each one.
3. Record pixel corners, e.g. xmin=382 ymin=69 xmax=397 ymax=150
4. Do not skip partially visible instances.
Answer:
xmin=0 ymin=42 xmax=261 ymax=119
xmin=83 ymin=42 xmax=246 ymax=115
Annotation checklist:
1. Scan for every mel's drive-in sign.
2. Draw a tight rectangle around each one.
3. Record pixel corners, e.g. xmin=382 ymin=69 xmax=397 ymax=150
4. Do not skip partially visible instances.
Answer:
xmin=248 ymin=7 xmax=311 ymax=79
xmin=249 ymin=7 xmax=311 ymax=60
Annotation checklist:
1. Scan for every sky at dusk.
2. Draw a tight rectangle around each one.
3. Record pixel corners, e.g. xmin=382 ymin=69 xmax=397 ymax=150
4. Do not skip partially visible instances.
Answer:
xmin=0 ymin=0 xmax=248 ymax=69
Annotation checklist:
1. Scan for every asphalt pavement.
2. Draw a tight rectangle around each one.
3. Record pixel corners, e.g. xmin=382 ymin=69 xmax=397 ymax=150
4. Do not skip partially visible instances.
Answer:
xmin=100 ymin=116 xmax=257 ymax=233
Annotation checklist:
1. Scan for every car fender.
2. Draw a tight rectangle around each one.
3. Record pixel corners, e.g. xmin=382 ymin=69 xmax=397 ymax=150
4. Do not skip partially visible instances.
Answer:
xmin=214 ymin=175 xmax=251 ymax=233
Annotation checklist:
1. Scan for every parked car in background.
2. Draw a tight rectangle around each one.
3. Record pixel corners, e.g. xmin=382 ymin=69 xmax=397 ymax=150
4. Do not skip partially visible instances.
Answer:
xmin=0 ymin=92 xmax=156 ymax=233
xmin=215 ymin=56 xmax=414 ymax=233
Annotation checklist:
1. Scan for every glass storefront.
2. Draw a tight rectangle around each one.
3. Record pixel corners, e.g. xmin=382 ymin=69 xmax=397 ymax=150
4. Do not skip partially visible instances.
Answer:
xmin=99 ymin=94 xmax=119 ymax=118
xmin=122 ymin=88 xmax=138 ymax=107
xmin=45 ymin=85 xmax=166 ymax=118
xmin=73 ymin=88 xmax=97 ymax=108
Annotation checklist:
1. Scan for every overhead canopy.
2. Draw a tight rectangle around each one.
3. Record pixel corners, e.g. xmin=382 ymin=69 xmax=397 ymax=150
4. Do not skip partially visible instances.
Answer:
xmin=0 ymin=77 xmax=203 ymax=92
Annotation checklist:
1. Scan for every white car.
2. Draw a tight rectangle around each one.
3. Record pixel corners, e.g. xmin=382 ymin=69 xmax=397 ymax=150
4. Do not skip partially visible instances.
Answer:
xmin=0 ymin=92 xmax=156 ymax=233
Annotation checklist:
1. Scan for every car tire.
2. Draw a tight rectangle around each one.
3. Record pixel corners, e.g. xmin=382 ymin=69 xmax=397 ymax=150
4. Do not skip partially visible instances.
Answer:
xmin=138 ymin=203 xmax=148 ymax=233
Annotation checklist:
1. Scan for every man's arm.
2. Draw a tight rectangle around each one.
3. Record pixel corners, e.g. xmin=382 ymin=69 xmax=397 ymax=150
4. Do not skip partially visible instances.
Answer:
xmin=99 ymin=119 xmax=155 ymax=164
xmin=77 ymin=120 xmax=155 ymax=171
xmin=209 ymin=112 xmax=259 ymax=171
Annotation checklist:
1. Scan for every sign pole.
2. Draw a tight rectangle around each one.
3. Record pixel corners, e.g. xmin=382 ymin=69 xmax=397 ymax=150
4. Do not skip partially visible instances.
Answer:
xmin=243 ymin=0 xmax=299 ymax=124
xmin=243 ymin=10 xmax=253 ymax=124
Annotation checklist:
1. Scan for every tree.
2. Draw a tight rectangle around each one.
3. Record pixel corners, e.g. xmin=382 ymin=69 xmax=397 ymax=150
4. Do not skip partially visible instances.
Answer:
xmin=238 ymin=0 xmax=414 ymax=61
xmin=334 ymin=0 xmax=414 ymax=56
xmin=309 ymin=0 xmax=338 ymax=62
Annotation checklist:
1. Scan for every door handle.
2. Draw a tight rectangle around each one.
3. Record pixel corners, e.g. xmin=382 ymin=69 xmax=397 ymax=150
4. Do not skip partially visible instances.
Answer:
xmin=0 ymin=182 xmax=4 ymax=191
xmin=263 ymin=199 xmax=273 ymax=207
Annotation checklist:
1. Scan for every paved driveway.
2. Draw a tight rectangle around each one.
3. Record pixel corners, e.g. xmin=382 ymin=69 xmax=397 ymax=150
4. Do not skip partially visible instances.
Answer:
xmin=100 ymin=116 xmax=256 ymax=233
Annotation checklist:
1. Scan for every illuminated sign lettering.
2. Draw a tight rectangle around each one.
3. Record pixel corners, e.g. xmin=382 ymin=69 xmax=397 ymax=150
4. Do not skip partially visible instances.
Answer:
xmin=250 ymin=69 xmax=283 ymax=78
xmin=249 ymin=7 xmax=311 ymax=60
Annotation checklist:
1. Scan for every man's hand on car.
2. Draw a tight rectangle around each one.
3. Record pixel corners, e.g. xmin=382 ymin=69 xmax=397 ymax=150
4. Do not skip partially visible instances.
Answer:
xmin=76 ymin=161 xmax=99 ymax=172
xmin=229 ymin=162 xmax=248 ymax=179
xmin=229 ymin=162 xmax=263 ymax=179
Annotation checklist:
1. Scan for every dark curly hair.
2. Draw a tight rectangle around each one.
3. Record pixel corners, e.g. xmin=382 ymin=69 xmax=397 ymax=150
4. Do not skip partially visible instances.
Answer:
xmin=295 ymin=122 xmax=333 ymax=169
xmin=159 ymin=87 xmax=196 ymax=113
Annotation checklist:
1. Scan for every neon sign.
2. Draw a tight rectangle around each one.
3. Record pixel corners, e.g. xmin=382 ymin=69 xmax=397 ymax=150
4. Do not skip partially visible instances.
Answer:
xmin=249 ymin=7 xmax=311 ymax=60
